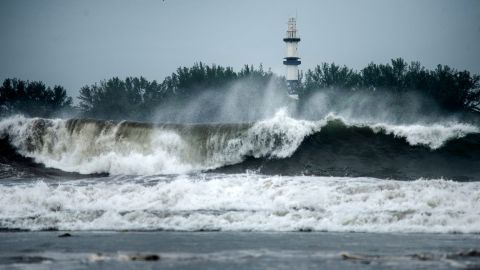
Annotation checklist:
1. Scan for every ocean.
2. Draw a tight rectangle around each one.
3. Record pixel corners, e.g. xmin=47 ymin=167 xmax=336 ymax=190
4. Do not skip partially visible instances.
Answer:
xmin=0 ymin=112 xmax=479 ymax=269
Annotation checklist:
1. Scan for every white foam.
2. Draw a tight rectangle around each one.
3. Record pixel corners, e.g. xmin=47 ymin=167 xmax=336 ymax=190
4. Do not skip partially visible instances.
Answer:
xmin=0 ymin=113 xmax=478 ymax=175
xmin=221 ymin=108 xmax=320 ymax=161
xmin=0 ymin=174 xmax=479 ymax=233
xmin=325 ymin=113 xmax=479 ymax=149
xmin=0 ymin=112 xmax=321 ymax=175
xmin=370 ymin=122 xmax=479 ymax=149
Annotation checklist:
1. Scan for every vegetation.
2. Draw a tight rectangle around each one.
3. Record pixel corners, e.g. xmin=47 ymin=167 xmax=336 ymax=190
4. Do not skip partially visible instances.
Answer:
xmin=0 ymin=79 xmax=73 ymax=117
xmin=78 ymin=63 xmax=276 ymax=120
xmin=78 ymin=76 xmax=158 ymax=120
xmin=1 ymin=59 xmax=479 ymax=120
xmin=301 ymin=58 xmax=480 ymax=112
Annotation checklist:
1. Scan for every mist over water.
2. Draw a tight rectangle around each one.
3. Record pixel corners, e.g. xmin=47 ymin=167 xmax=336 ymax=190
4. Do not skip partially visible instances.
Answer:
xmin=299 ymin=89 xmax=442 ymax=124
xmin=143 ymin=77 xmax=476 ymax=130
xmin=149 ymin=78 xmax=294 ymax=123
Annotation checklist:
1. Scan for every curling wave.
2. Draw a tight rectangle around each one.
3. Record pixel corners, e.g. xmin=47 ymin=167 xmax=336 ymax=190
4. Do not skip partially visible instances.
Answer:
xmin=0 ymin=111 xmax=479 ymax=179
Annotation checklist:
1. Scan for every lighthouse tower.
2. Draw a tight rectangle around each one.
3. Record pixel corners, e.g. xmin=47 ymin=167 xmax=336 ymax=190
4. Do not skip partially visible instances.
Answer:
xmin=283 ymin=17 xmax=301 ymax=98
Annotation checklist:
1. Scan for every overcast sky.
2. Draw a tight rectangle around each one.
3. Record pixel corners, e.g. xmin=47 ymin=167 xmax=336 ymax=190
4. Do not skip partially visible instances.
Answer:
xmin=1 ymin=0 xmax=479 ymax=96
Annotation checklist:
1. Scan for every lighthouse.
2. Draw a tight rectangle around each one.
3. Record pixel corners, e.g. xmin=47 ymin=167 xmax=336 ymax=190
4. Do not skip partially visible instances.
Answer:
xmin=283 ymin=17 xmax=301 ymax=99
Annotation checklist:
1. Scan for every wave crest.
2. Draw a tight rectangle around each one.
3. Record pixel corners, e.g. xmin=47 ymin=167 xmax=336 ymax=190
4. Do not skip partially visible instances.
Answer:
xmin=0 ymin=113 xmax=478 ymax=176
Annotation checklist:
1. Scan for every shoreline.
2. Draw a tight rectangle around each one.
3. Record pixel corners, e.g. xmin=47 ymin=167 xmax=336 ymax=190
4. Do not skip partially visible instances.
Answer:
xmin=1 ymin=231 xmax=479 ymax=269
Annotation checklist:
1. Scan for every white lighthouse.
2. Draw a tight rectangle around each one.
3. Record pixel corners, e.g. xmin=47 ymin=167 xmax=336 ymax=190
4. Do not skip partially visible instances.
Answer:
xmin=283 ymin=17 xmax=301 ymax=99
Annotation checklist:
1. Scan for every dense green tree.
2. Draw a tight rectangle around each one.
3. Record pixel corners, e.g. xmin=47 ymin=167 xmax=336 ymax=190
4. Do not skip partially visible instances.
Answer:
xmin=76 ymin=63 xmax=279 ymax=120
xmin=302 ymin=63 xmax=361 ymax=97
xmin=160 ymin=62 xmax=238 ymax=99
xmin=78 ymin=76 xmax=161 ymax=120
xmin=0 ymin=79 xmax=73 ymax=117
xmin=3 ymin=59 xmax=480 ymax=120
xmin=302 ymin=58 xmax=480 ymax=113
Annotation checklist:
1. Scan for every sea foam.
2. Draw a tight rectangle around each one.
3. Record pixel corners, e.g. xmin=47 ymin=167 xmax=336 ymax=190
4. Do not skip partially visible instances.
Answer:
xmin=0 ymin=174 xmax=478 ymax=233
xmin=0 ymin=113 xmax=478 ymax=175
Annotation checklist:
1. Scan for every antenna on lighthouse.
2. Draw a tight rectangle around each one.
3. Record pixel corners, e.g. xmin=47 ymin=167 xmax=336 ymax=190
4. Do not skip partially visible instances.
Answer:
xmin=283 ymin=17 xmax=301 ymax=99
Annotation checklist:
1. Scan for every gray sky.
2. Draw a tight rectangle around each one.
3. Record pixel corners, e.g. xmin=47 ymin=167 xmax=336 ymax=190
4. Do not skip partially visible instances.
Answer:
xmin=1 ymin=0 xmax=479 ymax=97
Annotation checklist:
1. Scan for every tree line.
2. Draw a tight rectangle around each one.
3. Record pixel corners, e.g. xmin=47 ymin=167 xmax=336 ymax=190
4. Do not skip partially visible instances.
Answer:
xmin=77 ymin=63 xmax=277 ymax=120
xmin=1 ymin=59 xmax=479 ymax=119
xmin=302 ymin=58 xmax=480 ymax=112
xmin=0 ymin=79 xmax=73 ymax=118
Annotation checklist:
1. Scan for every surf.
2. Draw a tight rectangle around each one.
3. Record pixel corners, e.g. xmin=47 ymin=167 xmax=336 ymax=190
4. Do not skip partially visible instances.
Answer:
xmin=1 ymin=174 xmax=479 ymax=233
xmin=0 ymin=111 xmax=479 ymax=180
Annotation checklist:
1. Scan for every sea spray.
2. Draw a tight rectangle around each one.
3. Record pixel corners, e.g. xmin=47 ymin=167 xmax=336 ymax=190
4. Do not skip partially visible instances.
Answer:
xmin=0 ymin=112 xmax=478 ymax=175
xmin=0 ymin=111 xmax=319 ymax=175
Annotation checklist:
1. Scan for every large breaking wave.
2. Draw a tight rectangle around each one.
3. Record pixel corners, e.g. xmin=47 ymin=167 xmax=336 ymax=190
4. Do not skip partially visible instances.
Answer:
xmin=0 ymin=111 xmax=479 ymax=179
xmin=1 ymin=112 xmax=480 ymax=233
xmin=0 ymin=111 xmax=317 ymax=175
